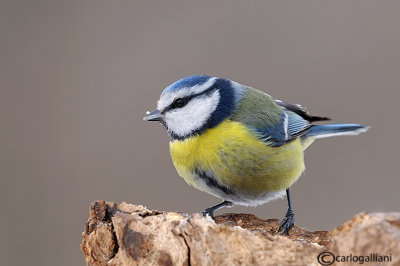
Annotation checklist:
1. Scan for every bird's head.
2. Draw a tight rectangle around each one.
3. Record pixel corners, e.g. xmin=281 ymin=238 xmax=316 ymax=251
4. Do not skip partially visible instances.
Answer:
xmin=144 ymin=75 xmax=245 ymax=140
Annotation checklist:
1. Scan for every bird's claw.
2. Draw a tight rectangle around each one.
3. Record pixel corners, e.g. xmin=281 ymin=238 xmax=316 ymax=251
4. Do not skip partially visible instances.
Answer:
xmin=278 ymin=209 xmax=295 ymax=235
xmin=200 ymin=209 xmax=214 ymax=218
xmin=200 ymin=200 xmax=233 ymax=218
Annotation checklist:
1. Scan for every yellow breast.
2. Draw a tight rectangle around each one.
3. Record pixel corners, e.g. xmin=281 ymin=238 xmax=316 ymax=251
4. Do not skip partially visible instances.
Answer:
xmin=169 ymin=120 xmax=305 ymax=196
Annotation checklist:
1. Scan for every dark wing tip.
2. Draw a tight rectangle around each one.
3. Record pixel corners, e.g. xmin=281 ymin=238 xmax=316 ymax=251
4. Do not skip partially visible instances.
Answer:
xmin=274 ymin=99 xmax=331 ymax=122
xmin=307 ymin=115 xmax=331 ymax=122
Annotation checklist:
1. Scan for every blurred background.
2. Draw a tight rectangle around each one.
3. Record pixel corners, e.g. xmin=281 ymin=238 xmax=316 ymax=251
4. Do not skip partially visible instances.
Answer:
xmin=1 ymin=0 xmax=399 ymax=265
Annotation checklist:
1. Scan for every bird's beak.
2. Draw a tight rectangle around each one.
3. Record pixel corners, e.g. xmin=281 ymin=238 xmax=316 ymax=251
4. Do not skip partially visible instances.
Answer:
xmin=143 ymin=109 xmax=163 ymax=122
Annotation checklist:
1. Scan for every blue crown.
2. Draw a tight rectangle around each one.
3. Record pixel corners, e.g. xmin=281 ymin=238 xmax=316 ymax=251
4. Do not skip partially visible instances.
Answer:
xmin=163 ymin=75 xmax=212 ymax=94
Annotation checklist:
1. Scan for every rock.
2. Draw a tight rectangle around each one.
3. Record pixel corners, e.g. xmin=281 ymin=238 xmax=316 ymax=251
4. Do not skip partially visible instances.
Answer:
xmin=330 ymin=212 xmax=400 ymax=265
xmin=81 ymin=200 xmax=400 ymax=266
xmin=81 ymin=201 xmax=118 ymax=265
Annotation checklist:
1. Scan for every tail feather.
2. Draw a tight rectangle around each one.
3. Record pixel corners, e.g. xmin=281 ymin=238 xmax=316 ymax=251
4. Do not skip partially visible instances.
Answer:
xmin=305 ymin=124 xmax=369 ymax=139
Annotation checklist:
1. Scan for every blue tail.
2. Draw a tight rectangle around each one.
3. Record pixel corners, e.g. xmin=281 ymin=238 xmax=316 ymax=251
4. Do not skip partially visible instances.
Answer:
xmin=305 ymin=124 xmax=369 ymax=139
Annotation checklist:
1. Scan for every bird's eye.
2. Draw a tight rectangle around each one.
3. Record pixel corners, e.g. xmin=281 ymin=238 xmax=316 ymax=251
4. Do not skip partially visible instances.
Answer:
xmin=173 ymin=98 xmax=188 ymax=108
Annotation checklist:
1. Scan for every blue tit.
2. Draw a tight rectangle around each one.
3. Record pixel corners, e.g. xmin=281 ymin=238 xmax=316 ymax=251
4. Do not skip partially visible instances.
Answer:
xmin=143 ymin=75 xmax=369 ymax=234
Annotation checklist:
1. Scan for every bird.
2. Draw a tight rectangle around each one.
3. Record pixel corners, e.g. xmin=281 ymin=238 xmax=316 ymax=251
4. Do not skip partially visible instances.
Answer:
xmin=143 ymin=75 xmax=369 ymax=234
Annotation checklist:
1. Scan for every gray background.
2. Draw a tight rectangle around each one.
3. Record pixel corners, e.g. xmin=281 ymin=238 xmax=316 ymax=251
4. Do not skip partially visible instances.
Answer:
xmin=1 ymin=1 xmax=399 ymax=265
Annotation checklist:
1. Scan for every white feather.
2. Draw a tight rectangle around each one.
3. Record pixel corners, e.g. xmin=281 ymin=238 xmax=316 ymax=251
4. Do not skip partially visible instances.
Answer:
xmin=313 ymin=126 xmax=370 ymax=139
xmin=283 ymin=112 xmax=289 ymax=140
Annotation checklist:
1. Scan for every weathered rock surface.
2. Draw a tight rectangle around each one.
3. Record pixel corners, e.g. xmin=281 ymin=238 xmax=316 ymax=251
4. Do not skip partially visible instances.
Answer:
xmin=81 ymin=200 xmax=400 ymax=266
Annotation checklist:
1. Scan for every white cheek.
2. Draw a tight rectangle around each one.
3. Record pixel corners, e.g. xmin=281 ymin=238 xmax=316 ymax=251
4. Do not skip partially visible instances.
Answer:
xmin=165 ymin=91 xmax=220 ymax=137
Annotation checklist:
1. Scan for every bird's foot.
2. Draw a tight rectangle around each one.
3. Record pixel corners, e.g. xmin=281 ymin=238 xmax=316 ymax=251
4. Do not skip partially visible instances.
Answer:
xmin=278 ymin=208 xmax=295 ymax=235
xmin=200 ymin=208 xmax=214 ymax=218
xmin=200 ymin=201 xmax=233 ymax=219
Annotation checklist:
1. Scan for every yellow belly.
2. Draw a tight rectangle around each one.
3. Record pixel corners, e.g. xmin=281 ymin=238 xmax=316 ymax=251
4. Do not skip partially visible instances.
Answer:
xmin=169 ymin=120 xmax=305 ymax=196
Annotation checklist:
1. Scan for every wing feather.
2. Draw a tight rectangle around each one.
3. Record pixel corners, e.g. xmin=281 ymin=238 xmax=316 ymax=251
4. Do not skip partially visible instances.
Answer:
xmin=230 ymin=89 xmax=326 ymax=147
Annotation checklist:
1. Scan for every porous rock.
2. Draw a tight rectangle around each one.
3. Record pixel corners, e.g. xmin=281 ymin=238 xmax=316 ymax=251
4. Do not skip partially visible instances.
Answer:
xmin=81 ymin=200 xmax=400 ymax=265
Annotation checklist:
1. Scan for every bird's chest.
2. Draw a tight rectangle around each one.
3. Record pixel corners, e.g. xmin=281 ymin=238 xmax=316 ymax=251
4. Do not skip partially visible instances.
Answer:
xmin=168 ymin=126 xmax=226 ymax=186
xmin=169 ymin=120 xmax=304 ymax=193
xmin=169 ymin=121 xmax=252 ymax=173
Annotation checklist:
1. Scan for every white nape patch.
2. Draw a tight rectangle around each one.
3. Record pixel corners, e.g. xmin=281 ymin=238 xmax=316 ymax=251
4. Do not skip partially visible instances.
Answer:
xmin=157 ymin=77 xmax=217 ymax=111
xmin=283 ymin=112 xmax=289 ymax=140
xmin=313 ymin=126 xmax=370 ymax=139
xmin=230 ymin=80 xmax=247 ymax=103
xmin=164 ymin=90 xmax=220 ymax=137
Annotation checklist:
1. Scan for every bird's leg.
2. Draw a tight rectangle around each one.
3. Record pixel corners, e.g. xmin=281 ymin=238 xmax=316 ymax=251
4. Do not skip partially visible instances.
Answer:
xmin=278 ymin=188 xmax=295 ymax=234
xmin=200 ymin=200 xmax=234 ymax=218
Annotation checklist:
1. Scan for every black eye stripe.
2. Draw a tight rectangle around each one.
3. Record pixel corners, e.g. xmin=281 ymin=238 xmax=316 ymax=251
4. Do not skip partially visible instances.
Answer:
xmin=162 ymin=86 xmax=217 ymax=113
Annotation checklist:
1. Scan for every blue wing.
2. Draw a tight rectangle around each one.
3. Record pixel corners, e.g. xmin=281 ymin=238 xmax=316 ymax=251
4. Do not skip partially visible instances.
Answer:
xmin=286 ymin=110 xmax=312 ymax=138
xmin=255 ymin=99 xmax=330 ymax=147
xmin=255 ymin=109 xmax=311 ymax=147
xmin=229 ymin=88 xmax=328 ymax=147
